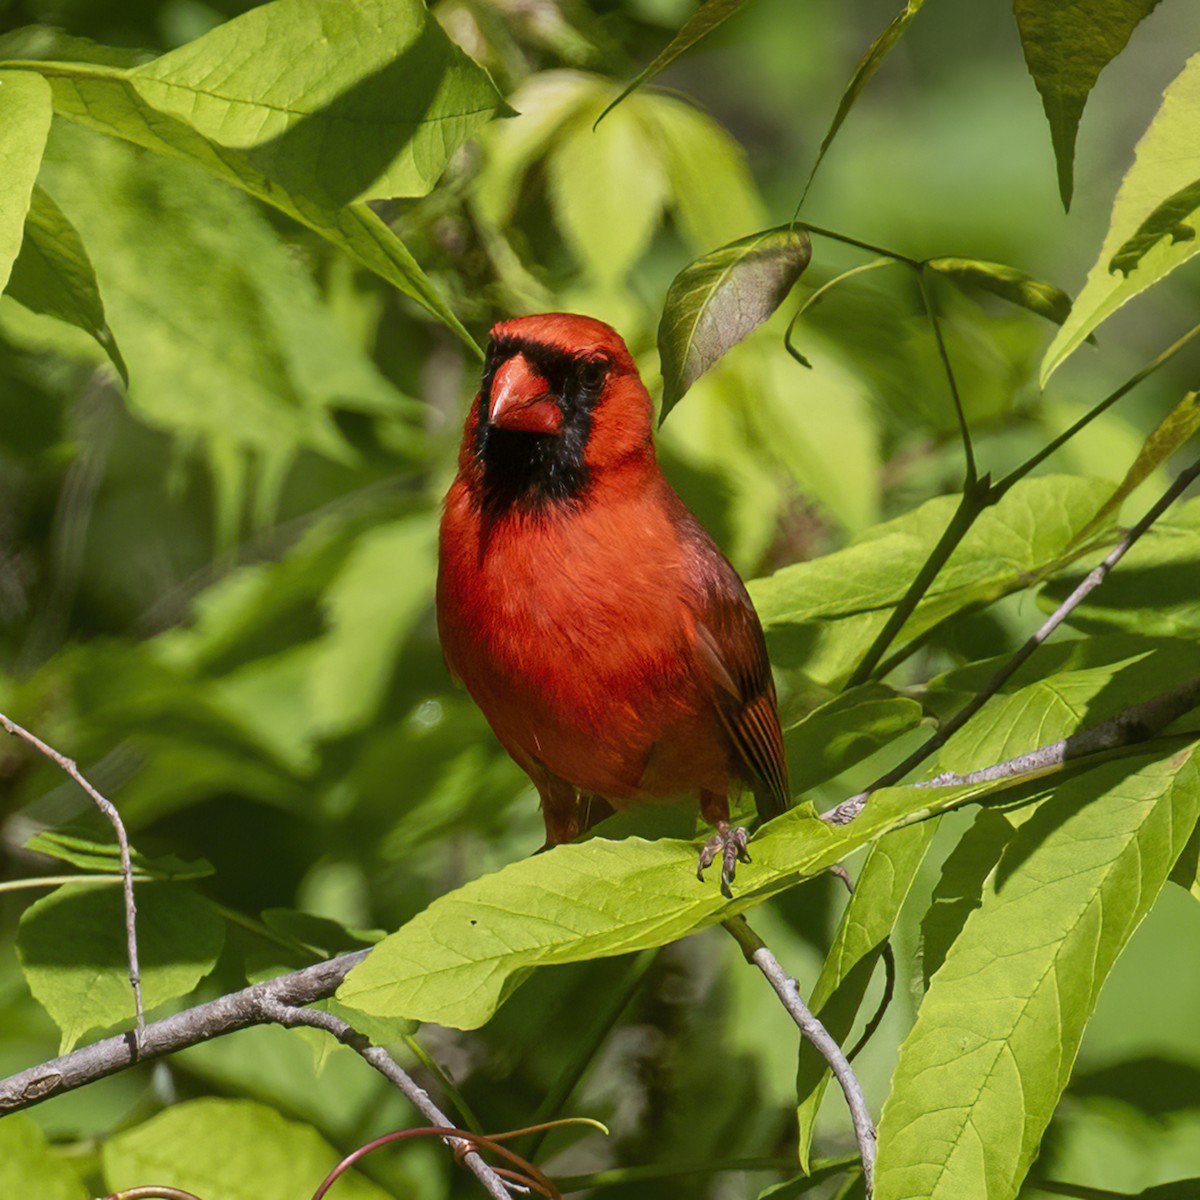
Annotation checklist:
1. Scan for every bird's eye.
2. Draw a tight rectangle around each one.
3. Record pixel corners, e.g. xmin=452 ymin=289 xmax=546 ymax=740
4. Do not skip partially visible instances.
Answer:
xmin=577 ymin=358 xmax=607 ymax=391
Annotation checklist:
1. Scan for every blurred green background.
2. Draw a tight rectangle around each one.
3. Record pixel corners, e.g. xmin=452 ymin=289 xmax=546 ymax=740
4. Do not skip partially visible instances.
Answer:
xmin=2 ymin=1 xmax=1200 ymax=1196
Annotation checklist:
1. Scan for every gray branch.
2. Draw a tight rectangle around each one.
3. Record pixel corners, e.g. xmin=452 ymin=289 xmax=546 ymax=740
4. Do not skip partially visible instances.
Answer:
xmin=725 ymin=916 xmax=874 ymax=1197
xmin=1 ymin=710 xmax=145 ymax=1042
xmin=257 ymin=998 xmax=512 ymax=1199
xmin=824 ymin=457 xmax=1200 ymax=825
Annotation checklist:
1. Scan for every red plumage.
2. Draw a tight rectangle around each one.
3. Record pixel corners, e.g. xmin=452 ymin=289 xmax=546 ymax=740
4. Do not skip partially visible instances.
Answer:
xmin=436 ymin=313 xmax=789 ymax=893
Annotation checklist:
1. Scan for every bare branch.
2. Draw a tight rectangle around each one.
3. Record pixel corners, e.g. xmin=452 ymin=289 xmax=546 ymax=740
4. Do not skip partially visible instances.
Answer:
xmin=825 ymin=458 xmax=1200 ymax=824
xmin=724 ymin=916 xmax=875 ymax=1197
xmin=0 ymin=710 xmax=145 ymax=1044
xmin=0 ymin=950 xmax=366 ymax=1113
xmin=257 ymin=998 xmax=513 ymax=1200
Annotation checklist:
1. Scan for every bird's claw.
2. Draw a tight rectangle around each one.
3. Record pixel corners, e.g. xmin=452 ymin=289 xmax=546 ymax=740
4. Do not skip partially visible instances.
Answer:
xmin=696 ymin=822 xmax=751 ymax=898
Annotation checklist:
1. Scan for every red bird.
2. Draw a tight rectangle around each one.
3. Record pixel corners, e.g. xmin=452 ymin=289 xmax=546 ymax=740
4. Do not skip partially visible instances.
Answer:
xmin=437 ymin=313 xmax=789 ymax=895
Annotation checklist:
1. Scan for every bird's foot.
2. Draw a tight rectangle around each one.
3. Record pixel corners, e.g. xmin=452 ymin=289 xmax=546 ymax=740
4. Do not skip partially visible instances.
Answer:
xmin=697 ymin=821 xmax=751 ymax=899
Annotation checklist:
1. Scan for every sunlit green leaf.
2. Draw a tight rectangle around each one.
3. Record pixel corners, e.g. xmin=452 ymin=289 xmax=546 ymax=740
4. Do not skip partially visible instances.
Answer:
xmin=7 ymin=184 xmax=127 ymax=382
xmin=1068 ymin=391 xmax=1200 ymax=549
xmin=548 ymin=93 xmax=669 ymax=287
xmin=1014 ymin=0 xmax=1163 ymax=210
xmin=1109 ymin=177 xmax=1200 ymax=276
xmin=340 ymin=773 xmax=1049 ymax=1030
xmin=0 ymin=69 xmax=52 ymax=291
xmin=801 ymin=0 xmax=924 ymax=203
xmin=1040 ymin=497 xmax=1200 ymax=637
xmin=17 ymin=881 xmax=225 ymax=1051
xmin=37 ymin=62 xmax=477 ymax=349
xmin=751 ymin=474 xmax=1113 ymax=686
xmin=658 ymin=224 xmax=811 ymax=419
xmin=875 ymin=745 xmax=1200 ymax=1200
xmin=103 ymin=1098 xmax=392 ymax=1200
xmin=1042 ymin=51 xmax=1200 ymax=383
xmin=596 ymin=0 xmax=754 ymax=125
xmin=127 ymin=0 xmax=504 ymax=206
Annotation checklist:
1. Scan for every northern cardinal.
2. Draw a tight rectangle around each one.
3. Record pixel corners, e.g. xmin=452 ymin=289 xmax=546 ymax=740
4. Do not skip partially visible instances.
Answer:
xmin=437 ymin=313 xmax=789 ymax=895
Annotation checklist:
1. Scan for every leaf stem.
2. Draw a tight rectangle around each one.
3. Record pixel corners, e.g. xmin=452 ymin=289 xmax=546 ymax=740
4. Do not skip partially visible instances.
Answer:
xmin=994 ymin=318 xmax=1200 ymax=499
xmin=847 ymin=482 xmax=990 ymax=687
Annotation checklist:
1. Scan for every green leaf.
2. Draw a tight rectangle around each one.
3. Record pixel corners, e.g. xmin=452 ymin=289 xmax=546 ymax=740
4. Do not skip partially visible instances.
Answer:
xmin=338 ymin=773 xmax=1038 ymax=1031
xmin=926 ymin=257 xmax=1075 ymax=327
xmin=103 ymin=1098 xmax=392 ymax=1200
xmin=795 ymin=822 xmax=935 ymax=1172
xmin=1041 ymin=51 xmax=1200 ymax=384
xmin=308 ymin=516 xmax=436 ymax=736
xmin=35 ymin=62 xmax=478 ymax=350
xmin=1067 ymin=390 xmax=1200 ymax=550
xmin=38 ymin=125 xmax=412 ymax=499
xmin=874 ymin=744 xmax=1200 ymax=1200
xmin=596 ymin=0 xmax=753 ymax=126
xmin=126 ymin=0 xmax=504 ymax=207
xmin=17 ymin=881 xmax=225 ymax=1051
xmin=547 ymin=93 xmax=669 ymax=287
xmin=1171 ymin=826 xmax=1200 ymax=900
xmin=801 ymin=0 xmax=924 ymax=203
xmin=786 ymin=683 xmax=924 ymax=795
xmin=0 ymin=23 xmax=150 ymax=68
xmin=7 ymin=184 xmax=127 ymax=383
xmin=0 ymin=69 xmax=52 ymax=291
xmin=23 ymin=829 xmax=214 ymax=880
xmin=1039 ymin=497 xmax=1200 ymax=638
xmin=919 ymin=808 xmax=1019 ymax=986
xmin=0 ymin=1115 xmax=88 ymax=1200
xmin=1014 ymin=0 xmax=1163 ymax=211
xmin=658 ymin=224 xmax=812 ymax=419
xmin=1109 ymin=177 xmax=1200 ymax=276
xmin=751 ymin=474 xmax=1113 ymax=686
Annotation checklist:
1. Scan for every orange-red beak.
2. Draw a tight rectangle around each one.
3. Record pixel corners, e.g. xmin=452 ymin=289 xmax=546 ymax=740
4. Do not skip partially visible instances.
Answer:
xmin=487 ymin=353 xmax=563 ymax=435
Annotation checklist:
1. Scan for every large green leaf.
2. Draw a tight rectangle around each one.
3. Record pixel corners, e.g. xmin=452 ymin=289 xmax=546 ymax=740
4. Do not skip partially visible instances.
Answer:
xmin=126 ymin=0 xmax=503 ymax=207
xmin=547 ymin=92 xmax=670 ymax=287
xmin=1040 ymin=497 xmax=1200 ymax=638
xmin=339 ymin=774 xmax=1045 ymax=1031
xmin=795 ymin=821 xmax=935 ymax=1172
xmin=37 ymin=125 xmax=412 ymax=519
xmin=0 ymin=1115 xmax=88 ymax=1200
xmin=1042 ymin=51 xmax=1200 ymax=383
xmin=16 ymin=881 xmax=225 ymax=1051
xmin=658 ymin=224 xmax=811 ymax=419
xmin=874 ymin=745 xmax=1200 ymax=1200
xmin=1014 ymin=0 xmax=1163 ymax=211
xmin=103 ymin=1098 xmax=391 ymax=1200
xmin=0 ymin=69 xmax=52 ymax=291
xmin=6 ymin=184 xmax=127 ymax=382
xmin=28 ymin=62 xmax=477 ymax=348
xmin=750 ymin=474 xmax=1113 ymax=686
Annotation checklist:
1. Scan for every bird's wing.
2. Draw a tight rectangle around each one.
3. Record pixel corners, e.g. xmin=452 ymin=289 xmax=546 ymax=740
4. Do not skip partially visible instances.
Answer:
xmin=673 ymin=506 xmax=790 ymax=820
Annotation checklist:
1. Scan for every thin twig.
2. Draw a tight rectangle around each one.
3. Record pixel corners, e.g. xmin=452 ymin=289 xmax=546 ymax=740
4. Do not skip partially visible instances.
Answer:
xmin=825 ymin=458 xmax=1200 ymax=824
xmin=0 ymin=711 xmax=145 ymax=1046
xmin=827 ymin=864 xmax=897 ymax=1064
xmin=257 ymin=997 xmax=513 ymax=1200
xmin=723 ymin=916 xmax=875 ymax=1198
xmin=105 ymin=1190 xmax=205 ymax=1200
xmin=0 ymin=949 xmax=368 ymax=1113
xmin=918 ymin=265 xmax=976 ymax=486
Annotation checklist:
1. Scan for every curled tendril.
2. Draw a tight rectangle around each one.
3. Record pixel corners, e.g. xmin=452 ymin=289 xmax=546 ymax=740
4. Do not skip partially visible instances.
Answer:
xmin=313 ymin=1117 xmax=607 ymax=1200
xmin=105 ymin=1189 xmax=206 ymax=1200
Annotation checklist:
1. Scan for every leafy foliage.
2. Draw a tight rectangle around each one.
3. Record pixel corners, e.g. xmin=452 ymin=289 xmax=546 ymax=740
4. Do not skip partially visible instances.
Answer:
xmin=1 ymin=1 xmax=1200 ymax=1198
